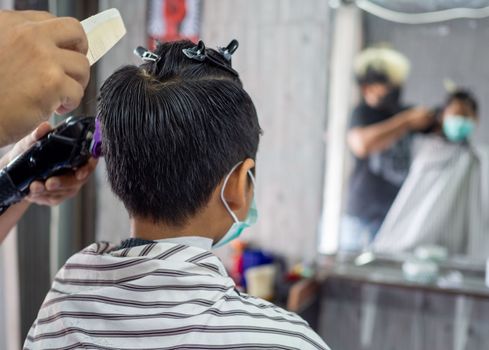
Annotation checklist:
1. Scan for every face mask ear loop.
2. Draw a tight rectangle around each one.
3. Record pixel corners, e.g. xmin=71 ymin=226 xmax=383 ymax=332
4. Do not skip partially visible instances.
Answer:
xmin=247 ymin=170 xmax=256 ymax=187
xmin=220 ymin=162 xmax=243 ymax=223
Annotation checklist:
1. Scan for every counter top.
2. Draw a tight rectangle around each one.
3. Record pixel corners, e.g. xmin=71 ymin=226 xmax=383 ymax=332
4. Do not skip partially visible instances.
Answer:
xmin=317 ymin=252 xmax=489 ymax=299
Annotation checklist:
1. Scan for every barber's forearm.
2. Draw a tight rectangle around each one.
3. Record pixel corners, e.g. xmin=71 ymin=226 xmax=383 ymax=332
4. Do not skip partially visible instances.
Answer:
xmin=0 ymin=200 xmax=30 ymax=244
xmin=348 ymin=113 xmax=411 ymax=158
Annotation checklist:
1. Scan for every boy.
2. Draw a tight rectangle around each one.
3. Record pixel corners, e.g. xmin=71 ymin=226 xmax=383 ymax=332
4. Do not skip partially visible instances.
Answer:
xmin=24 ymin=40 xmax=329 ymax=350
xmin=374 ymin=90 xmax=489 ymax=258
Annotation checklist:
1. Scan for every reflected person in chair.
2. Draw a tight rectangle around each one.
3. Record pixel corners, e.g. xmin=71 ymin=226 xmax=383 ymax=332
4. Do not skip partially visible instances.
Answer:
xmin=374 ymin=89 xmax=489 ymax=259
xmin=342 ymin=47 xmax=434 ymax=252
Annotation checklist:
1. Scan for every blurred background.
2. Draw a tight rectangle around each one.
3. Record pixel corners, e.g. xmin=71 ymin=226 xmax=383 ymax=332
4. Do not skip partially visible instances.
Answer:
xmin=1 ymin=0 xmax=489 ymax=349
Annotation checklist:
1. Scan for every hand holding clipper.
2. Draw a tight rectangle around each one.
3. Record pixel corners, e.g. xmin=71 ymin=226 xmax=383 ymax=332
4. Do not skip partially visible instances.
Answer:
xmin=0 ymin=116 xmax=99 ymax=214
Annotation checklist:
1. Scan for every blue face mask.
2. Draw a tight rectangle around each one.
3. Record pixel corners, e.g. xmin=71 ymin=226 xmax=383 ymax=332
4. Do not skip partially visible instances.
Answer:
xmin=213 ymin=162 xmax=258 ymax=249
xmin=443 ymin=115 xmax=475 ymax=142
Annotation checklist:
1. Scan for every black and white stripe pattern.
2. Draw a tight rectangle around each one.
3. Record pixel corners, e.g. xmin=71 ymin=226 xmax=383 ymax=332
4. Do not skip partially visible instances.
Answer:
xmin=24 ymin=241 xmax=329 ymax=349
xmin=373 ymin=136 xmax=489 ymax=259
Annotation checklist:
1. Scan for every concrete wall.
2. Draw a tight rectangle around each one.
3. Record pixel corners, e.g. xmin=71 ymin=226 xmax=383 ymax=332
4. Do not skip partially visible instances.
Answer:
xmin=0 ymin=0 xmax=13 ymax=8
xmin=0 ymin=233 xmax=19 ymax=350
xmin=202 ymin=0 xmax=330 ymax=264
xmin=364 ymin=14 xmax=489 ymax=144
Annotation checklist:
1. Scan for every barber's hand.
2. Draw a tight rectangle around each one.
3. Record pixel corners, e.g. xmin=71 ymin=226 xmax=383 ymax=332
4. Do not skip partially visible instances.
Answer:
xmin=0 ymin=10 xmax=90 ymax=147
xmin=0 ymin=122 xmax=53 ymax=167
xmin=1 ymin=122 xmax=97 ymax=207
xmin=405 ymin=107 xmax=435 ymax=131
xmin=27 ymin=158 xmax=97 ymax=206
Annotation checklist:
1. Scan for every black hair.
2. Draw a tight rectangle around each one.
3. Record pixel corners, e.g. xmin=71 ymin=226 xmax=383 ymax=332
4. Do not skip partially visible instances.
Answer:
xmin=444 ymin=89 xmax=478 ymax=115
xmin=356 ymin=67 xmax=391 ymax=86
xmin=98 ymin=40 xmax=262 ymax=226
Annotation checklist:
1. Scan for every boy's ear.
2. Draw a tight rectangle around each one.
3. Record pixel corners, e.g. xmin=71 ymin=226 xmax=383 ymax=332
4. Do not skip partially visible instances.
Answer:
xmin=223 ymin=158 xmax=255 ymax=212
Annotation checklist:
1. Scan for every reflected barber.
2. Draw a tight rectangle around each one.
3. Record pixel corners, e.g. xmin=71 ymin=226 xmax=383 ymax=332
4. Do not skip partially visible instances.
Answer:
xmin=341 ymin=47 xmax=435 ymax=252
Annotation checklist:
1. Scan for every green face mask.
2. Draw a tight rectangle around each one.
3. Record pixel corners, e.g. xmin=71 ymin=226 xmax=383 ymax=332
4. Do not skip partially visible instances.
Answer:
xmin=213 ymin=162 xmax=258 ymax=249
xmin=443 ymin=115 xmax=475 ymax=142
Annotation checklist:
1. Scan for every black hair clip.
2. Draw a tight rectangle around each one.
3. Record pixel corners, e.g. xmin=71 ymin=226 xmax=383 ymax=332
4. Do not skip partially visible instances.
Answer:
xmin=182 ymin=39 xmax=240 ymax=77
xmin=134 ymin=46 xmax=161 ymax=63
xmin=182 ymin=40 xmax=206 ymax=61
xmin=218 ymin=39 xmax=239 ymax=61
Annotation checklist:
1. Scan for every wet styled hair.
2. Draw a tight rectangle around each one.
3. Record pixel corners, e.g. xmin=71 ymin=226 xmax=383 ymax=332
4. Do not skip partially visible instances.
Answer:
xmin=98 ymin=40 xmax=261 ymax=225
xmin=444 ymin=89 xmax=478 ymax=116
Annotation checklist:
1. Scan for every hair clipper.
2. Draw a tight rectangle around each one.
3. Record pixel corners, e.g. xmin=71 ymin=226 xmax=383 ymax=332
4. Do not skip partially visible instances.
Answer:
xmin=0 ymin=116 xmax=99 ymax=214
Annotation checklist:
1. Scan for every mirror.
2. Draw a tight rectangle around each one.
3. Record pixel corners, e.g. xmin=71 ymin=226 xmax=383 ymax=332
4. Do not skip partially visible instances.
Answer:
xmin=320 ymin=1 xmax=489 ymax=266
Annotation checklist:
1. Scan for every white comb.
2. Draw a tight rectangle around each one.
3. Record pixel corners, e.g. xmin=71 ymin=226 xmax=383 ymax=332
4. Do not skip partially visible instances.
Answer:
xmin=81 ymin=8 xmax=126 ymax=66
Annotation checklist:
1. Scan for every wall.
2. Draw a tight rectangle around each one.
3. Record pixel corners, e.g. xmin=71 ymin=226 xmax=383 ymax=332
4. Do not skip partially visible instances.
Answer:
xmin=0 ymin=0 xmax=12 ymax=8
xmin=365 ymin=14 xmax=489 ymax=144
xmin=319 ymin=5 xmax=362 ymax=254
xmin=0 ymin=230 xmax=20 ymax=350
xmin=202 ymin=0 xmax=330 ymax=264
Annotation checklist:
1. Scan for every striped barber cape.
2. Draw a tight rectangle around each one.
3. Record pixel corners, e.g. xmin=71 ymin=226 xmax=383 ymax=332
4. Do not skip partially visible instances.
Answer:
xmin=24 ymin=240 xmax=329 ymax=350
xmin=373 ymin=136 xmax=489 ymax=259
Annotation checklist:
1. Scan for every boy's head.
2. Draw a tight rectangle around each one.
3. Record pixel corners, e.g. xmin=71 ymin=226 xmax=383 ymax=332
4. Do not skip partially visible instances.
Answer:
xmin=441 ymin=89 xmax=478 ymax=142
xmin=98 ymin=40 xmax=261 ymax=232
xmin=442 ymin=90 xmax=478 ymax=122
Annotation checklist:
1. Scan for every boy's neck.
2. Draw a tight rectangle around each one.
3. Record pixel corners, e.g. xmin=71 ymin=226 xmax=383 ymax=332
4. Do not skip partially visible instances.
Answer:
xmin=130 ymin=204 xmax=230 ymax=243
xmin=130 ymin=187 xmax=236 ymax=243
xmin=131 ymin=218 xmax=214 ymax=241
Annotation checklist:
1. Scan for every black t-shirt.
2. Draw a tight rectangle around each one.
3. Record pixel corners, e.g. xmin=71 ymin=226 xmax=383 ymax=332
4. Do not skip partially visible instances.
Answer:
xmin=346 ymin=103 xmax=412 ymax=223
